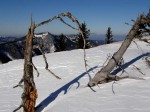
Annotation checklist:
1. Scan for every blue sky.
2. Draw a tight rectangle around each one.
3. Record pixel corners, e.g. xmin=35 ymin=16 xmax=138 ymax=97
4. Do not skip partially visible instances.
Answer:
xmin=0 ymin=0 xmax=149 ymax=37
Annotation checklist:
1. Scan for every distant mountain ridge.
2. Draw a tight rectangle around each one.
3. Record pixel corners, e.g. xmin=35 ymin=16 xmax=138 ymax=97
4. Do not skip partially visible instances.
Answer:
xmin=0 ymin=32 xmax=104 ymax=64
xmin=0 ymin=36 xmax=18 ymax=44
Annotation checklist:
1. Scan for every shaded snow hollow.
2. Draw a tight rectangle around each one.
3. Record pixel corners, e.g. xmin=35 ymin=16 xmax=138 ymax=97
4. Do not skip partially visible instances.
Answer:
xmin=0 ymin=38 xmax=150 ymax=112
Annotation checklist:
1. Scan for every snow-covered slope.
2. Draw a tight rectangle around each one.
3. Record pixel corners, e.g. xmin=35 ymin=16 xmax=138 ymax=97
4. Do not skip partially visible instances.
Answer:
xmin=0 ymin=39 xmax=150 ymax=112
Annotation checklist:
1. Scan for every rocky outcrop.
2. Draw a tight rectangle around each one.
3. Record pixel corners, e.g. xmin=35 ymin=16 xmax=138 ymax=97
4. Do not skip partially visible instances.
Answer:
xmin=0 ymin=32 xmax=60 ymax=64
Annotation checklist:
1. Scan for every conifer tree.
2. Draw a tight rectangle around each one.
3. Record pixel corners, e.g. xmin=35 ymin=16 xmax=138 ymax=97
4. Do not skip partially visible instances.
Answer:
xmin=77 ymin=22 xmax=90 ymax=48
xmin=59 ymin=33 xmax=66 ymax=51
xmin=105 ymin=27 xmax=113 ymax=44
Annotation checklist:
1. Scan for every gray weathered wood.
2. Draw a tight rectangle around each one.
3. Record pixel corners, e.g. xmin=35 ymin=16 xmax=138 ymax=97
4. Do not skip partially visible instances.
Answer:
xmin=14 ymin=12 xmax=86 ymax=112
xmin=88 ymin=14 xmax=145 ymax=87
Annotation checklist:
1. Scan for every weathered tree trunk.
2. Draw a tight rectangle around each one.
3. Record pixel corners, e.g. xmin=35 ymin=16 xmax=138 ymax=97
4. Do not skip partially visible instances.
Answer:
xmin=22 ymin=23 xmax=37 ymax=112
xmin=14 ymin=12 xmax=85 ymax=112
xmin=88 ymin=14 xmax=144 ymax=87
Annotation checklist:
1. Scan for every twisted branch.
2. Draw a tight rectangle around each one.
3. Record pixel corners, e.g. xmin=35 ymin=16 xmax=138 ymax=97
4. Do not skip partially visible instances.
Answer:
xmin=14 ymin=12 xmax=87 ymax=112
xmin=35 ymin=12 xmax=87 ymax=72
xmin=38 ymin=46 xmax=61 ymax=79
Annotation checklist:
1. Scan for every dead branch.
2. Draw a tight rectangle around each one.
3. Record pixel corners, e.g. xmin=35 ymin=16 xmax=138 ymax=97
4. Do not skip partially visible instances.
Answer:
xmin=38 ymin=46 xmax=61 ymax=79
xmin=88 ymin=13 xmax=147 ymax=87
xmin=35 ymin=12 xmax=87 ymax=72
xmin=111 ymin=75 xmax=145 ymax=94
xmin=141 ymin=38 xmax=150 ymax=45
xmin=13 ymin=78 xmax=24 ymax=88
xmin=103 ymin=54 xmax=112 ymax=66
xmin=30 ymin=62 xmax=40 ymax=77
xmin=13 ymin=104 xmax=23 ymax=112
xmin=14 ymin=12 xmax=87 ymax=112
xmin=58 ymin=17 xmax=78 ymax=30
xmin=112 ymin=81 xmax=117 ymax=94
xmin=13 ymin=21 xmax=38 ymax=112
xmin=133 ymin=40 xmax=144 ymax=53
xmin=145 ymin=56 xmax=150 ymax=67
xmin=132 ymin=65 xmax=145 ymax=75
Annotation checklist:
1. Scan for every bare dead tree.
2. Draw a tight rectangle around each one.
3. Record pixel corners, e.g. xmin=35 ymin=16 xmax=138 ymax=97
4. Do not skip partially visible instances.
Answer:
xmin=35 ymin=12 xmax=88 ymax=71
xmin=88 ymin=11 xmax=150 ymax=87
xmin=13 ymin=21 xmax=38 ymax=112
xmin=14 ymin=12 xmax=86 ymax=112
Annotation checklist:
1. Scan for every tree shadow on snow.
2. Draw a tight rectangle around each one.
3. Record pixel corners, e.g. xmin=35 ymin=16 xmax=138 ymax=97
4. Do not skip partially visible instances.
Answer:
xmin=35 ymin=66 xmax=98 ymax=112
xmin=36 ymin=52 xmax=150 ymax=112
xmin=111 ymin=52 xmax=150 ymax=75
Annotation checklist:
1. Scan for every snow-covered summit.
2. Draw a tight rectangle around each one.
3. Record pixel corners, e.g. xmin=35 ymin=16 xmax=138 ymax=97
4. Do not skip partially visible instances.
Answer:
xmin=34 ymin=32 xmax=56 ymax=53
xmin=34 ymin=32 xmax=53 ymax=38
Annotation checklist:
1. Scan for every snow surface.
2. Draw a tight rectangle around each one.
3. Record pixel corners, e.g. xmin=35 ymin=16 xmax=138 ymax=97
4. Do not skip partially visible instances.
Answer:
xmin=0 ymin=38 xmax=150 ymax=112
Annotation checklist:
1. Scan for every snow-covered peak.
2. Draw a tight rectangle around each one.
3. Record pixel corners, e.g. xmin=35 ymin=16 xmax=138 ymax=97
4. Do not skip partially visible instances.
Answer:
xmin=34 ymin=32 xmax=56 ymax=53
xmin=34 ymin=32 xmax=51 ymax=39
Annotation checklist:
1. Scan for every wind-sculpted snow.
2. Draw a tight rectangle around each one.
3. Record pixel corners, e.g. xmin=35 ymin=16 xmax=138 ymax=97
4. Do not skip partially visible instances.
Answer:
xmin=0 ymin=39 xmax=150 ymax=112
